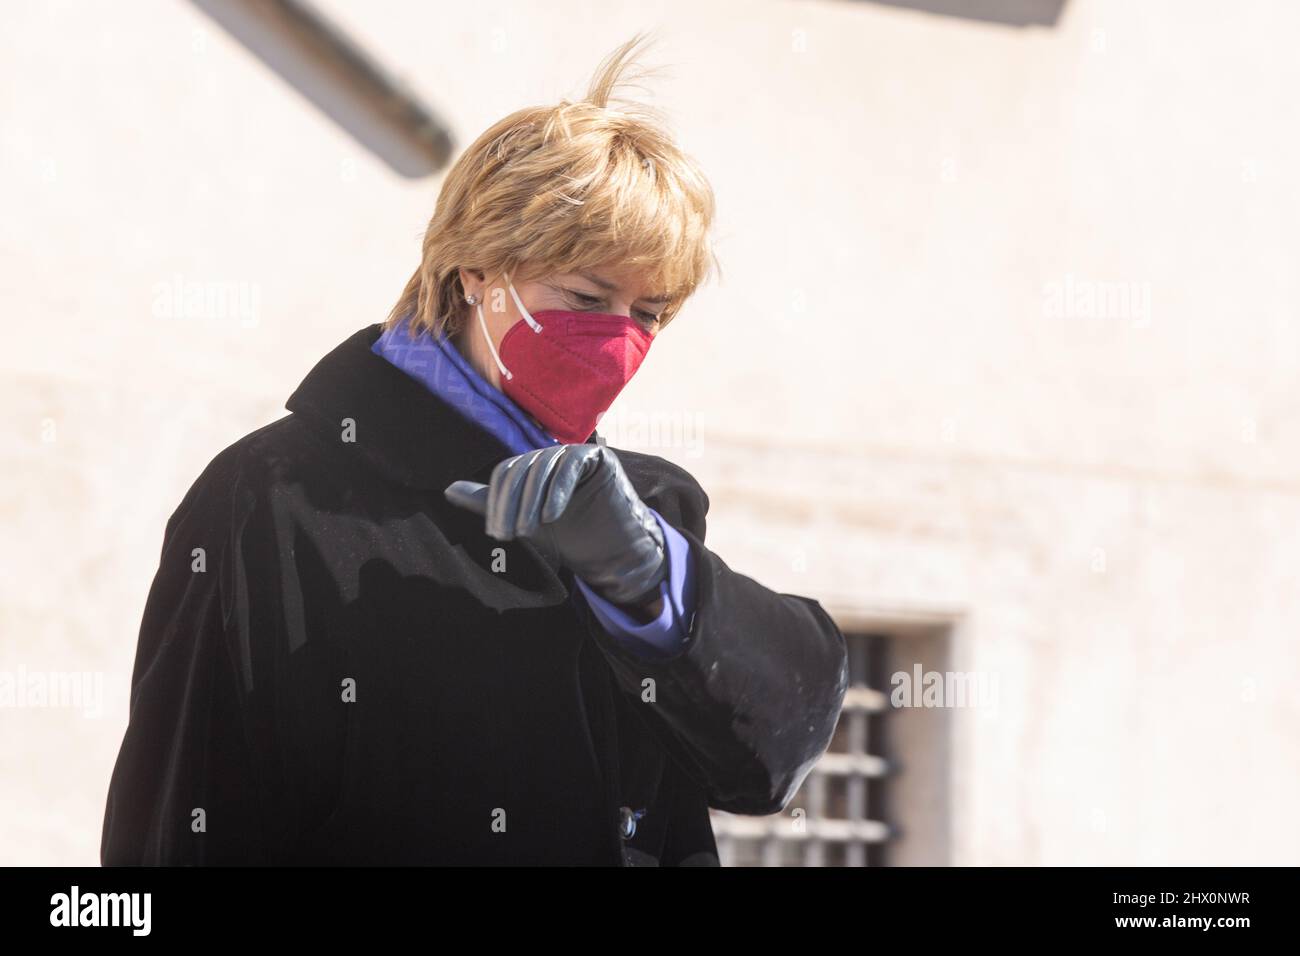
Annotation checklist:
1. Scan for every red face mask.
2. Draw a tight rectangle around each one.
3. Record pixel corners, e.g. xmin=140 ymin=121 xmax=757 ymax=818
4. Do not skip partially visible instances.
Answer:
xmin=473 ymin=275 xmax=654 ymax=444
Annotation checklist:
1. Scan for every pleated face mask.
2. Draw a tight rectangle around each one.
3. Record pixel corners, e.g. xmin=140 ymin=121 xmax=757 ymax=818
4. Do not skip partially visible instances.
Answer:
xmin=472 ymin=275 xmax=655 ymax=445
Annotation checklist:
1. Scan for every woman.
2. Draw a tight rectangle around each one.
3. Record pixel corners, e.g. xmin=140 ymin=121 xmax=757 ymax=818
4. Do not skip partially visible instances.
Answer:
xmin=101 ymin=35 xmax=848 ymax=867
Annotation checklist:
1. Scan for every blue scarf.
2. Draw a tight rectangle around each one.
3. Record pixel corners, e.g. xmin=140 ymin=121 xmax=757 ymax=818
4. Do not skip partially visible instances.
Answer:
xmin=372 ymin=315 xmax=562 ymax=456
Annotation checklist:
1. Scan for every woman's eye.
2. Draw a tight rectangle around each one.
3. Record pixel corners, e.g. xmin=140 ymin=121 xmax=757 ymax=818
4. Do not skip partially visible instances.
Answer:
xmin=565 ymin=290 xmax=603 ymax=308
xmin=563 ymin=289 xmax=658 ymax=327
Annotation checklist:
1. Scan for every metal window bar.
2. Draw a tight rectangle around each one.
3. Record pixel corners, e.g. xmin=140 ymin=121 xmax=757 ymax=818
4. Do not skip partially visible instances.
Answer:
xmin=711 ymin=633 xmax=893 ymax=866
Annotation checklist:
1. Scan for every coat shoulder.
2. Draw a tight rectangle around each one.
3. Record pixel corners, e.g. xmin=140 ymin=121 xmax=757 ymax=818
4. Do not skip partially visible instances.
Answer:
xmin=177 ymin=413 xmax=333 ymax=516
xmin=158 ymin=413 xmax=328 ymax=590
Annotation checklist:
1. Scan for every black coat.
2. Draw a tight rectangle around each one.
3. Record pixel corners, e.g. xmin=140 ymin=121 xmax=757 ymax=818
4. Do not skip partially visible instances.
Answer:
xmin=101 ymin=324 xmax=849 ymax=866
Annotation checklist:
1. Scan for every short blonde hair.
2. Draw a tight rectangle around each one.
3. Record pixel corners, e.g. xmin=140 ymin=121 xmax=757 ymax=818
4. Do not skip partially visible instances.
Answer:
xmin=386 ymin=32 xmax=720 ymax=338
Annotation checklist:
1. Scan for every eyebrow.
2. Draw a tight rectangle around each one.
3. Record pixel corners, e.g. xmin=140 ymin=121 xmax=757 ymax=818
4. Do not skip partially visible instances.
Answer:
xmin=577 ymin=271 xmax=671 ymax=306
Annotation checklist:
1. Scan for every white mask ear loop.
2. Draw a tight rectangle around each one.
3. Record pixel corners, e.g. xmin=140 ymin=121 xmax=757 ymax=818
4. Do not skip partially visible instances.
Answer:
xmin=475 ymin=300 xmax=513 ymax=381
xmin=473 ymin=271 xmax=546 ymax=383
xmin=504 ymin=271 xmax=544 ymax=333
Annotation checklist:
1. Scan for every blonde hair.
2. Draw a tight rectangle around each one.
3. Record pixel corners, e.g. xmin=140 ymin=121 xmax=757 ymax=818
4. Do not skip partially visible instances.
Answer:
xmin=386 ymin=31 xmax=720 ymax=338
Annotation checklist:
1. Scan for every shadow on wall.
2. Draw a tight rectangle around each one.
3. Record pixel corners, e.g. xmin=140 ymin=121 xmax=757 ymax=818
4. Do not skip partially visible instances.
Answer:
xmin=857 ymin=0 xmax=1068 ymax=28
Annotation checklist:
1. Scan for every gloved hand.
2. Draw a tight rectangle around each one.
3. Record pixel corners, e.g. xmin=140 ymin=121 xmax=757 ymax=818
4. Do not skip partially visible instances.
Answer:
xmin=445 ymin=444 xmax=668 ymax=607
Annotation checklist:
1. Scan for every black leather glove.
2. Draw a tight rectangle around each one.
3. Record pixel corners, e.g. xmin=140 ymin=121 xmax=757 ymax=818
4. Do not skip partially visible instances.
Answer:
xmin=445 ymin=444 xmax=668 ymax=607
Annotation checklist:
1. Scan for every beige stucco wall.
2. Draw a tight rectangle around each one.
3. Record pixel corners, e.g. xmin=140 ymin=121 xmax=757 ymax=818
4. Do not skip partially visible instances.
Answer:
xmin=2 ymin=0 xmax=1296 ymax=864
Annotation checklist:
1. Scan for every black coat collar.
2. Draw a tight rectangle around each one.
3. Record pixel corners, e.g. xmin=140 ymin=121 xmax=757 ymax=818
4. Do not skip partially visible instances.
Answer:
xmin=285 ymin=324 xmax=597 ymax=490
